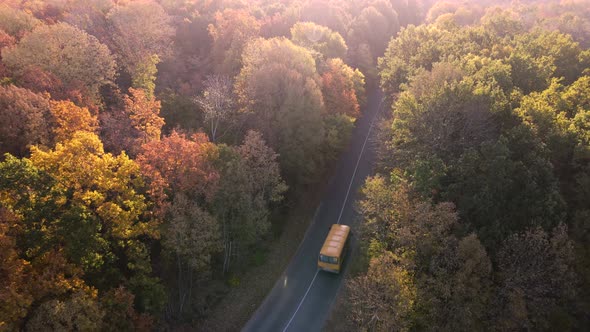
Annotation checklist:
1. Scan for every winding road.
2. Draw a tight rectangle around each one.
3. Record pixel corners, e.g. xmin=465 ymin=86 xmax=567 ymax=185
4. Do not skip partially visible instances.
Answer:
xmin=242 ymin=89 xmax=383 ymax=332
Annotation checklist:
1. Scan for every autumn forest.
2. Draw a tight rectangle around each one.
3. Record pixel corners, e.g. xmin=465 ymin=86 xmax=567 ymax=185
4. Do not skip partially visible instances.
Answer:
xmin=0 ymin=0 xmax=589 ymax=331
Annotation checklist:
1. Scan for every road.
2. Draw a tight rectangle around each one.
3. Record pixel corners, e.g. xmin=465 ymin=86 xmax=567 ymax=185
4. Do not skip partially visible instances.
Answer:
xmin=242 ymin=89 xmax=383 ymax=332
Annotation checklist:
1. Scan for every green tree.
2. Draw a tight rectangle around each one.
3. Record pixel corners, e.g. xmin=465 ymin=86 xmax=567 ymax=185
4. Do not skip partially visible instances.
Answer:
xmin=415 ymin=233 xmax=492 ymax=331
xmin=0 ymin=5 xmax=40 ymax=39
xmin=290 ymin=22 xmax=347 ymax=60
xmin=2 ymin=22 xmax=116 ymax=98
xmin=235 ymin=37 xmax=325 ymax=183
xmin=131 ymin=54 xmax=159 ymax=98
xmin=163 ymin=193 xmax=221 ymax=316
xmin=212 ymin=131 xmax=286 ymax=271
xmin=444 ymin=127 xmax=565 ymax=245
xmin=0 ymin=133 xmax=163 ymax=309
xmin=26 ymin=291 xmax=105 ymax=332
xmin=496 ymin=225 xmax=577 ymax=330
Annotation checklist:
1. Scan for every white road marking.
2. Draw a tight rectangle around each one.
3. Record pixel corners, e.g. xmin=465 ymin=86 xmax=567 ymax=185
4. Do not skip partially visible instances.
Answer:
xmin=336 ymin=99 xmax=383 ymax=224
xmin=282 ymin=269 xmax=319 ymax=332
xmin=281 ymin=97 xmax=384 ymax=332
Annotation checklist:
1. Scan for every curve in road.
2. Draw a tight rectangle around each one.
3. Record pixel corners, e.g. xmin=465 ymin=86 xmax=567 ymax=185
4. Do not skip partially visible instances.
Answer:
xmin=242 ymin=89 xmax=383 ymax=332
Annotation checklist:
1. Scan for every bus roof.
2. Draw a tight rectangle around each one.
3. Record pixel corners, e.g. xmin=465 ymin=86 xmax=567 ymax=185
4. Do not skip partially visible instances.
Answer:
xmin=320 ymin=224 xmax=350 ymax=258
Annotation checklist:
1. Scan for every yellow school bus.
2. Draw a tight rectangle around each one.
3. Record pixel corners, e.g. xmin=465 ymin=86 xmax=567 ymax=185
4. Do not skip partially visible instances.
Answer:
xmin=318 ymin=224 xmax=351 ymax=273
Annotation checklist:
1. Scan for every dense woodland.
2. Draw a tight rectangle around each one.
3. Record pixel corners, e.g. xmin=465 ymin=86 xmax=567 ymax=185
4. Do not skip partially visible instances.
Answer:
xmin=347 ymin=0 xmax=590 ymax=331
xmin=0 ymin=0 xmax=589 ymax=330
xmin=0 ymin=0 xmax=411 ymax=329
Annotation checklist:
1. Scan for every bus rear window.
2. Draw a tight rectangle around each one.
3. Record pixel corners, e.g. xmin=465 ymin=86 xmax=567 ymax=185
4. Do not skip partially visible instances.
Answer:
xmin=319 ymin=254 xmax=338 ymax=264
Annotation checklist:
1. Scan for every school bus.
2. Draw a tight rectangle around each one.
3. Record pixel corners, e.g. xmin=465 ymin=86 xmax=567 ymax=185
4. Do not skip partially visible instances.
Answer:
xmin=318 ymin=224 xmax=351 ymax=273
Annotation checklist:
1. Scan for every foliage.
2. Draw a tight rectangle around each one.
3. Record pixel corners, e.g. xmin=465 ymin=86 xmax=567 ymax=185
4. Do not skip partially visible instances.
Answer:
xmin=164 ymin=193 xmax=221 ymax=272
xmin=495 ymin=225 xmax=577 ymax=330
xmin=235 ymin=37 xmax=325 ymax=184
xmin=26 ymin=291 xmax=105 ymax=332
xmin=209 ymin=8 xmax=261 ymax=75
xmin=2 ymin=22 xmax=116 ymax=98
xmin=49 ymin=100 xmax=98 ymax=143
xmin=136 ymin=130 xmax=219 ymax=214
xmin=348 ymin=251 xmax=416 ymax=331
xmin=0 ymin=84 xmax=51 ymax=157
xmin=290 ymin=22 xmax=347 ymax=60
xmin=212 ymin=131 xmax=287 ymax=257
xmin=322 ymin=113 xmax=355 ymax=162
xmin=321 ymin=58 xmax=361 ymax=118
xmin=123 ymin=88 xmax=165 ymax=147
xmin=131 ymin=54 xmax=160 ymax=98
xmin=106 ymin=1 xmax=173 ymax=79
xmin=0 ymin=0 xmax=401 ymax=327
xmin=0 ymin=133 xmax=163 ymax=317
xmin=350 ymin=3 xmax=590 ymax=330
xmin=0 ymin=5 xmax=40 ymax=39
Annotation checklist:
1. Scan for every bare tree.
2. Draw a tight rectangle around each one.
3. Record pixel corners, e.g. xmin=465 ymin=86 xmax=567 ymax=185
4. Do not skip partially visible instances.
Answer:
xmin=195 ymin=75 xmax=235 ymax=142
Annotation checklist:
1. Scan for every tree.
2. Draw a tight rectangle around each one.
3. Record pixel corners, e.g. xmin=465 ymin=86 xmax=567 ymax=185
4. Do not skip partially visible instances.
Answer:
xmin=2 ymin=22 xmax=116 ymax=98
xmin=496 ymin=225 xmax=577 ymax=330
xmin=348 ymin=1 xmax=400 ymax=60
xmin=0 ymin=208 xmax=33 ymax=330
xmin=415 ymin=233 xmax=493 ymax=331
xmin=131 ymin=54 xmax=159 ymax=98
xmin=290 ymin=22 xmax=347 ymax=60
xmin=0 ymin=85 xmax=52 ymax=157
xmin=212 ymin=131 xmax=286 ymax=271
xmin=0 ymin=133 xmax=163 ymax=309
xmin=26 ymin=291 xmax=104 ymax=332
xmin=163 ymin=193 xmax=221 ymax=315
xmin=444 ymin=127 xmax=565 ymax=246
xmin=356 ymin=174 xmax=494 ymax=330
xmin=378 ymin=24 xmax=452 ymax=95
xmin=299 ymin=0 xmax=351 ymax=36
xmin=194 ymin=75 xmax=236 ymax=142
xmin=123 ymin=88 xmax=165 ymax=147
xmin=321 ymin=58 xmax=361 ymax=118
xmin=0 ymin=28 xmax=15 ymax=50
xmin=136 ymin=131 xmax=219 ymax=216
xmin=49 ymin=100 xmax=98 ymax=143
xmin=209 ymin=9 xmax=261 ymax=75
xmin=235 ymin=37 xmax=325 ymax=183
xmin=348 ymin=252 xmax=415 ymax=331
xmin=0 ymin=5 xmax=40 ymax=39
xmin=107 ymin=1 xmax=173 ymax=81
xmin=511 ymin=30 xmax=583 ymax=87
xmin=384 ymin=64 xmax=503 ymax=168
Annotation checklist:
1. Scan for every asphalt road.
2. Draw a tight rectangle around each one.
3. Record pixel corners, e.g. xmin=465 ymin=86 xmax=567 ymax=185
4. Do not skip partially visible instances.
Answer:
xmin=242 ymin=89 xmax=383 ymax=332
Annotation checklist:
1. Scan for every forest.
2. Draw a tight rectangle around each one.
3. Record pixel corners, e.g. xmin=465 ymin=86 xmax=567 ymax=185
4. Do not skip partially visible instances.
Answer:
xmin=342 ymin=0 xmax=590 ymax=331
xmin=0 ymin=0 xmax=397 ymax=329
xmin=0 ymin=0 xmax=589 ymax=331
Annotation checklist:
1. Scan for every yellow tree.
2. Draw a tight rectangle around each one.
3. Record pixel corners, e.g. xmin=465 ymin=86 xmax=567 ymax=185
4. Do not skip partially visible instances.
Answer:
xmin=49 ymin=100 xmax=98 ymax=143
xmin=24 ymin=132 xmax=163 ymax=312
xmin=124 ymin=88 xmax=165 ymax=146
